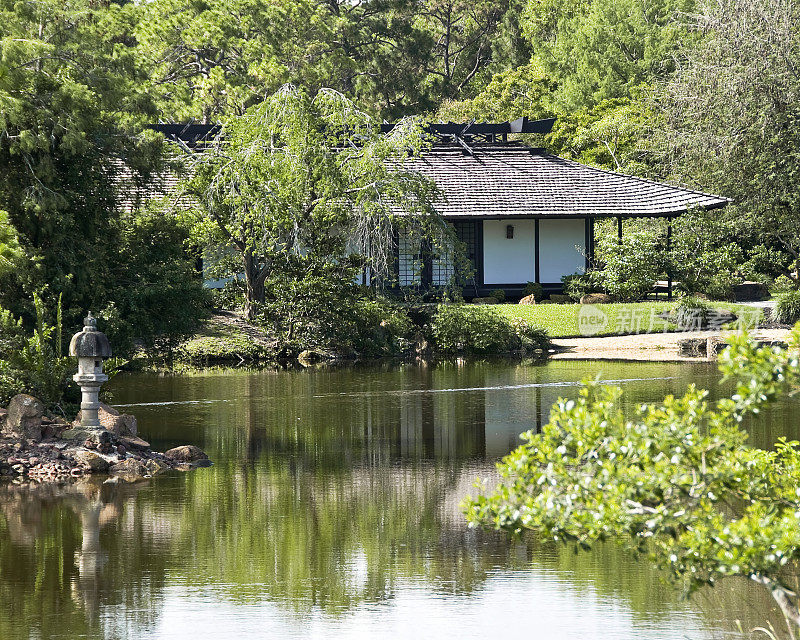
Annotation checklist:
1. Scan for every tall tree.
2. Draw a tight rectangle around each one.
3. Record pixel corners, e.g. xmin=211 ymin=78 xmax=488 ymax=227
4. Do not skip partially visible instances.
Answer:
xmin=0 ymin=0 xmax=161 ymax=322
xmin=660 ymin=0 xmax=800 ymax=282
xmin=185 ymin=85 xmax=441 ymax=319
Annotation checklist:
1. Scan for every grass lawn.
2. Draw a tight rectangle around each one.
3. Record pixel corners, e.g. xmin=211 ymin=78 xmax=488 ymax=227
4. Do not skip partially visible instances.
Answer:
xmin=495 ymin=301 xmax=764 ymax=339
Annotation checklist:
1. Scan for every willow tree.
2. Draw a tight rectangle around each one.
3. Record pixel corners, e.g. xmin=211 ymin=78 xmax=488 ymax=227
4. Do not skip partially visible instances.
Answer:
xmin=187 ymin=85 xmax=442 ymax=319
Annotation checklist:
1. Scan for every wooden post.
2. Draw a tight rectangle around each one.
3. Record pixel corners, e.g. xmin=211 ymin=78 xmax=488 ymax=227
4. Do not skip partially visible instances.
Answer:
xmin=534 ymin=218 xmax=540 ymax=283
xmin=617 ymin=216 xmax=623 ymax=244
xmin=666 ymin=219 xmax=673 ymax=300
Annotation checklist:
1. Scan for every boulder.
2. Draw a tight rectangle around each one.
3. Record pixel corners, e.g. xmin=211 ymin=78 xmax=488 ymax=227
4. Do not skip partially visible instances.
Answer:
xmin=76 ymin=403 xmax=138 ymax=437
xmin=109 ymin=458 xmax=148 ymax=478
xmin=164 ymin=445 xmax=208 ymax=463
xmin=144 ymin=458 xmax=170 ymax=475
xmin=518 ymin=295 xmax=537 ymax=305
xmin=548 ymin=294 xmax=573 ymax=304
xmin=471 ymin=297 xmax=498 ymax=305
xmin=733 ymin=281 xmax=770 ymax=302
xmin=580 ymin=293 xmax=614 ymax=304
xmin=118 ymin=434 xmax=151 ymax=450
xmin=5 ymin=394 xmax=45 ymax=441
xmin=72 ymin=450 xmax=110 ymax=473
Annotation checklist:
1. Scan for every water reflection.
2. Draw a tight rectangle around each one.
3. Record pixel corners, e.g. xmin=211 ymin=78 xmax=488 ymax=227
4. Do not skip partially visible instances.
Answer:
xmin=0 ymin=359 xmax=793 ymax=639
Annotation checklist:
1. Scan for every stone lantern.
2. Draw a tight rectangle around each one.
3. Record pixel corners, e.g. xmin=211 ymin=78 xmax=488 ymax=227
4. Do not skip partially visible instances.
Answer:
xmin=69 ymin=312 xmax=112 ymax=431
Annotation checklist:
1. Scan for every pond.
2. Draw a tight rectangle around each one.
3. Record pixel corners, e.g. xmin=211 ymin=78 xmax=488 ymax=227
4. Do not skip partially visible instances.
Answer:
xmin=1 ymin=359 xmax=796 ymax=639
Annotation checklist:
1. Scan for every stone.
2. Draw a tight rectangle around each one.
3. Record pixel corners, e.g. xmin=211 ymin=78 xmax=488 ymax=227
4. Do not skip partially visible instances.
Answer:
xmin=580 ymin=293 xmax=614 ymax=304
xmin=677 ymin=337 xmax=707 ymax=357
xmin=109 ymin=458 xmax=148 ymax=478
xmin=76 ymin=403 xmax=138 ymax=437
xmin=118 ymin=435 xmax=151 ymax=450
xmin=733 ymin=281 xmax=770 ymax=302
xmin=518 ymin=294 xmax=537 ymax=305
xmin=5 ymin=394 xmax=45 ymax=441
xmin=144 ymin=458 xmax=170 ymax=475
xmin=164 ymin=445 xmax=208 ymax=463
xmin=548 ymin=294 xmax=573 ymax=304
xmin=72 ymin=450 xmax=110 ymax=473
xmin=471 ymin=297 xmax=498 ymax=305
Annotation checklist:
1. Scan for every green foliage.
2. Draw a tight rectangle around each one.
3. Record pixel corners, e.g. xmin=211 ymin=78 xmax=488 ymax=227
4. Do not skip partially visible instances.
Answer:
xmin=430 ymin=304 xmax=549 ymax=355
xmin=522 ymin=282 xmax=544 ymax=302
xmin=774 ymin=292 xmax=800 ymax=325
xmin=772 ymin=275 xmax=797 ymax=296
xmin=674 ymin=296 xmax=711 ymax=329
xmin=100 ymin=210 xmax=210 ymax=359
xmin=660 ymin=0 xmax=800 ymax=285
xmin=464 ymin=328 xmax=800 ymax=625
xmin=0 ymin=295 xmax=72 ymax=409
xmin=522 ymin=0 xmax=696 ymax=111
xmin=0 ymin=210 xmax=20 ymax=281
xmin=489 ymin=289 xmax=507 ymax=303
xmin=596 ymin=231 xmax=666 ymax=301
xmin=187 ymin=84 xmax=441 ymax=320
xmin=562 ymin=271 xmax=605 ymax=301
xmin=431 ymin=305 xmax=515 ymax=355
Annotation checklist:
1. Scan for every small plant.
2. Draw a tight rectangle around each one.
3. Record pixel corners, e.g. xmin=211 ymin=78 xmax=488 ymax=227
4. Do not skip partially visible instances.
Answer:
xmin=675 ymin=296 xmax=711 ymax=329
xmin=510 ymin=319 xmax=550 ymax=352
xmin=489 ymin=289 xmax=506 ymax=303
xmin=562 ymin=271 xmax=604 ymax=301
xmin=775 ymin=290 xmax=800 ymax=324
xmin=772 ymin=274 xmax=796 ymax=296
xmin=522 ymin=282 xmax=544 ymax=302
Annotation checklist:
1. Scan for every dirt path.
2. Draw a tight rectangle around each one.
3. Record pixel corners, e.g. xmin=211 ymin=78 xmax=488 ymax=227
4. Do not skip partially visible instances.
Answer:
xmin=210 ymin=310 xmax=276 ymax=347
xmin=551 ymin=329 xmax=792 ymax=362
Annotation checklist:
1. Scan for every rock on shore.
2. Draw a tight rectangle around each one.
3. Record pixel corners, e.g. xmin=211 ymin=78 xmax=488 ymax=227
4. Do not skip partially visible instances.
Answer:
xmin=0 ymin=394 xmax=210 ymax=483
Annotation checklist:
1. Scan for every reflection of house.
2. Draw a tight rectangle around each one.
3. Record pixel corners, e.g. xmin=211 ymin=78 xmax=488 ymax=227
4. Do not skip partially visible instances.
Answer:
xmin=152 ymin=118 xmax=729 ymax=297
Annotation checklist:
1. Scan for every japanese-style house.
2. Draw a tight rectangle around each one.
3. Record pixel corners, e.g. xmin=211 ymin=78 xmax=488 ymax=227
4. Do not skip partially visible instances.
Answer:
xmin=153 ymin=118 xmax=729 ymax=298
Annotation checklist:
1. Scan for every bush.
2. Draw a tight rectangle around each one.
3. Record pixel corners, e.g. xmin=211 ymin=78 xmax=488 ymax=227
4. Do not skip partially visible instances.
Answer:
xmin=772 ymin=274 xmax=796 ymax=296
xmin=489 ymin=288 xmax=506 ymax=303
xmin=431 ymin=305 xmax=549 ymax=355
xmin=522 ymin=282 xmax=544 ymax=302
xmin=510 ymin=319 xmax=550 ymax=352
xmin=0 ymin=295 xmax=73 ymax=410
xmin=562 ymin=271 xmax=604 ymax=301
xmin=675 ymin=296 xmax=711 ymax=329
xmin=775 ymin=291 xmax=800 ymax=324
xmin=596 ymin=232 xmax=665 ymax=301
xmin=431 ymin=305 xmax=515 ymax=354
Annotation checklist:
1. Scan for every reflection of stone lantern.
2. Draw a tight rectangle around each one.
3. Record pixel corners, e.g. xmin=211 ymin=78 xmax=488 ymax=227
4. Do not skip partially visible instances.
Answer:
xmin=69 ymin=312 xmax=112 ymax=431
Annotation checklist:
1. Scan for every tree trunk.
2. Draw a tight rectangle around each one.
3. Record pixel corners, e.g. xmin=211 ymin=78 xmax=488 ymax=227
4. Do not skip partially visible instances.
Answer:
xmin=242 ymin=251 xmax=265 ymax=321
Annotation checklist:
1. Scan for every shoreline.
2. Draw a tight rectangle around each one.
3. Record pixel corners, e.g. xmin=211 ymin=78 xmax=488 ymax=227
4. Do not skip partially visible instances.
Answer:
xmin=550 ymin=328 xmax=792 ymax=362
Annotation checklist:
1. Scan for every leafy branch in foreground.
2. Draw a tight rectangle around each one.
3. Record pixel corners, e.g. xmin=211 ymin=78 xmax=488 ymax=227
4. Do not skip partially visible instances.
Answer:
xmin=464 ymin=328 xmax=800 ymax=632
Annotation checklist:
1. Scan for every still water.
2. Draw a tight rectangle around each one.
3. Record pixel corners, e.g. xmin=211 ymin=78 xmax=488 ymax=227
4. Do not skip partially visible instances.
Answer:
xmin=1 ymin=359 xmax=797 ymax=640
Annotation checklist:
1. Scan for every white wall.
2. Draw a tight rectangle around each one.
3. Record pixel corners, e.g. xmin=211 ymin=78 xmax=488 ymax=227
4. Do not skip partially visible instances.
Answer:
xmin=482 ymin=219 xmax=536 ymax=285
xmin=538 ymin=219 xmax=586 ymax=283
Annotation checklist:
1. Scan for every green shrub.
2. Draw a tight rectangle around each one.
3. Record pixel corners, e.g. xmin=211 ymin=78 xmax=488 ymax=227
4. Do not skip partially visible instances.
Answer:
xmin=596 ymin=232 xmax=665 ymax=301
xmin=522 ymin=282 xmax=544 ymax=302
xmin=562 ymin=271 xmax=604 ymax=301
xmin=510 ymin=319 xmax=550 ymax=352
xmin=489 ymin=288 xmax=506 ymax=303
xmin=431 ymin=305 xmax=549 ymax=355
xmin=675 ymin=296 xmax=711 ymax=329
xmin=431 ymin=305 xmax=515 ymax=354
xmin=775 ymin=291 xmax=800 ymax=324
xmin=0 ymin=295 xmax=73 ymax=410
xmin=772 ymin=274 xmax=796 ymax=296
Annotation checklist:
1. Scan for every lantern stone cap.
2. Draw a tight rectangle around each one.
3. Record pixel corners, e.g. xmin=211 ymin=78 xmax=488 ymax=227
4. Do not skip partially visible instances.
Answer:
xmin=69 ymin=312 xmax=112 ymax=358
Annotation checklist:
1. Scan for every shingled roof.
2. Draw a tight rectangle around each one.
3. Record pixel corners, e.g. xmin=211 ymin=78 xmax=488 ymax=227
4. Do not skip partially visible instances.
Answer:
xmin=403 ymin=145 xmax=729 ymax=218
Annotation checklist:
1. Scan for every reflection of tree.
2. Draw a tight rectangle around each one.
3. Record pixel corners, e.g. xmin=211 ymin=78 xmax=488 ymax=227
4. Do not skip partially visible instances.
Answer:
xmin=0 ymin=480 xmax=168 ymax=640
xmin=3 ymin=361 xmax=789 ymax=636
